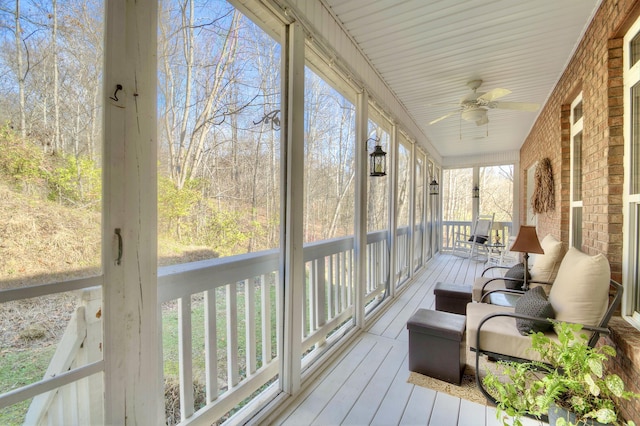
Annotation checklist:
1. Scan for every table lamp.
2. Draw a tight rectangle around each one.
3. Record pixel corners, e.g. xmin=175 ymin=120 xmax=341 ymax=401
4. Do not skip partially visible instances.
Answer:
xmin=509 ymin=225 xmax=544 ymax=290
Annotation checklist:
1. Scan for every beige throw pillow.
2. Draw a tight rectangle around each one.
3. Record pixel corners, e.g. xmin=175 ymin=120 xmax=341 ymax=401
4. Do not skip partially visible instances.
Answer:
xmin=530 ymin=234 xmax=564 ymax=282
xmin=548 ymin=247 xmax=610 ymax=327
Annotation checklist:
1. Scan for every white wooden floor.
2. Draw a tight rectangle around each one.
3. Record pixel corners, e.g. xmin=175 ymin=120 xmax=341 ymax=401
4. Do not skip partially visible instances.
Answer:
xmin=271 ymin=253 xmax=545 ymax=426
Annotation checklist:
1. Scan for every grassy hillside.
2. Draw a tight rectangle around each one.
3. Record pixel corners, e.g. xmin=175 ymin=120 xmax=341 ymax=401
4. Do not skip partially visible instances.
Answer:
xmin=0 ymin=180 xmax=219 ymax=290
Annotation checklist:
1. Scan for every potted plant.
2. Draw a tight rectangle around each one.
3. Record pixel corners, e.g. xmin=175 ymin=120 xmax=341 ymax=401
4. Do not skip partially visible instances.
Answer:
xmin=482 ymin=321 xmax=640 ymax=426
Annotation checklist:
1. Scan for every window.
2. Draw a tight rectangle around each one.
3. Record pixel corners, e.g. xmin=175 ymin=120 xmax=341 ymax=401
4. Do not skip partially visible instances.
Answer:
xmin=366 ymin=111 xmax=391 ymax=233
xmin=365 ymin=110 xmax=391 ymax=308
xmin=303 ymin=67 xmax=356 ymax=242
xmin=157 ymin=1 xmax=283 ymax=421
xmin=442 ymin=167 xmax=473 ymax=249
xmin=623 ymin=18 xmax=640 ymax=324
xmin=0 ymin=1 xmax=105 ymax=422
xmin=480 ymin=165 xmax=514 ymax=243
xmin=570 ymin=93 xmax=584 ymax=249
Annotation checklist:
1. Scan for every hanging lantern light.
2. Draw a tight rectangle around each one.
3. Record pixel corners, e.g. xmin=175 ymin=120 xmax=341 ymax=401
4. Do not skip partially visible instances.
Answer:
xmin=472 ymin=185 xmax=480 ymax=199
xmin=369 ymin=142 xmax=387 ymax=177
xmin=429 ymin=179 xmax=439 ymax=195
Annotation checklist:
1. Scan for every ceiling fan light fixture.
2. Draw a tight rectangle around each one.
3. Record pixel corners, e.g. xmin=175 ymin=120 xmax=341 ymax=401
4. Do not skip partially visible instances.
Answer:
xmin=461 ymin=108 xmax=487 ymax=123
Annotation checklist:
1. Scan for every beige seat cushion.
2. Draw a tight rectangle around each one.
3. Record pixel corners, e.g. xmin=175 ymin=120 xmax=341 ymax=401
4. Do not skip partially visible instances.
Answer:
xmin=548 ymin=247 xmax=610 ymax=327
xmin=466 ymin=302 xmax=558 ymax=362
xmin=530 ymin=234 xmax=565 ymax=282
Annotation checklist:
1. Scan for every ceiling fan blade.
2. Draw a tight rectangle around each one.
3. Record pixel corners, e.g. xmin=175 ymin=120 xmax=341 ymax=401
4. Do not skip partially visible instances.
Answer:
xmin=429 ymin=110 xmax=458 ymax=125
xmin=492 ymin=101 xmax=540 ymax=111
xmin=477 ymin=88 xmax=511 ymax=103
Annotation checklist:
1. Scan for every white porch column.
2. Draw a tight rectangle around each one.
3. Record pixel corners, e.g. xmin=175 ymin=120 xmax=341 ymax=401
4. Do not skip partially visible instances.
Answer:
xmin=408 ymin=140 xmax=416 ymax=277
xmin=280 ymin=21 xmax=305 ymax=395
xmin=102 ymin=0 xmax=159 ymax=423
xmin=388 ymin=124 xmax=398 ymax=297
xmin=354 ymin=91 xmax=368 ymax=328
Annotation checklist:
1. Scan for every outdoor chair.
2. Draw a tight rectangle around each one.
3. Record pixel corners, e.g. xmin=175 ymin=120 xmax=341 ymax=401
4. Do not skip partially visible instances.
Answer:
xmin=465 ymin=247 xmax=622 ymax=405
xmin=471 ymin=234 xmax=565 ymax=303
xmin=452 ymin=213 xmax=494 ymax=261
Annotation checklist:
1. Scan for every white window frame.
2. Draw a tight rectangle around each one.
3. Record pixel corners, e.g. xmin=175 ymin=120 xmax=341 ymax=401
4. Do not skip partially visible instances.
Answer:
xmin=623 ymin=17 xmax=640 ymax=327
xmin=569 ymin=93 xmax=584 ymax=249
xmin=526 ymin=162 xmax=537 ymax=226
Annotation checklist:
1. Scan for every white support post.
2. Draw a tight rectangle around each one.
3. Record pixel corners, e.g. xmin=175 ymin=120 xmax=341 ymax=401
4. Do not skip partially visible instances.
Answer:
xmin=408 ymin=141 xmax=416 ymax=277
xmin=388 ymin=124 xmax=398 ymax=297
xmin=473 ymin=166 xmax=480 ymax=220
xmin=102 ymin=0 xmax=159 ymax=423
xmin=280 ymin=21 xmax=305 ymax=395
xmin=354 ymin=91 xmax=368 ymax=328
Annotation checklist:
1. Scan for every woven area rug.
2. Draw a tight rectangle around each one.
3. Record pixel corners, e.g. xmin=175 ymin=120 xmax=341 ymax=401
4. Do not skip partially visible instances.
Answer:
xmin=407 ymin=366 xmax=487 ymax=405
xmin=407 ymin=352 xmax=498 ymax=406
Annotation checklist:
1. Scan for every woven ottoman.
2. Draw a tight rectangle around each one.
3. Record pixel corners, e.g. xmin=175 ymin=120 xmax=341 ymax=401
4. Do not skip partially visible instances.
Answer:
xmin=434 ymin=282 xmax=473 ymax=315
xmin=407 ymin=308 xmax=466 ymax=385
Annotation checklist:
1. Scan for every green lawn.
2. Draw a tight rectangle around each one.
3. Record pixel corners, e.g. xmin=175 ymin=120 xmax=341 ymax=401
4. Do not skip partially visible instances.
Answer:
xmin=0 ymin=278 xmax=279 ymax=424
xmin=0 ymin=346 xmax=56 ymax=425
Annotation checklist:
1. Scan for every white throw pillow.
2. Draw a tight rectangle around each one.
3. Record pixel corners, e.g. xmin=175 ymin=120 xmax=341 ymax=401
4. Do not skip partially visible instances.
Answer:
xmin=530 ymin=234 xmax=564 ymax=282
xmin=548 ymin=247 xmax=610 ymax=326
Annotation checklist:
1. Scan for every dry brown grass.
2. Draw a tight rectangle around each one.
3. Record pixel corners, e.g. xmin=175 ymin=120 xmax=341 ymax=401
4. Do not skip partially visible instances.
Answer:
xmin=0 ymin=183 xmax=101 ymax=289
xmin=0 ymin=181 xmax=215 ymax=352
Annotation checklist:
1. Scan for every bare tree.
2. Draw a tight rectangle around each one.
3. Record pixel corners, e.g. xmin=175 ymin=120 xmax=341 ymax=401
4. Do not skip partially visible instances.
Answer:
xmin=14 ymin=0 xmax=26 ymax=138
xmin=159 ymin=1 xmax=244 ymax=190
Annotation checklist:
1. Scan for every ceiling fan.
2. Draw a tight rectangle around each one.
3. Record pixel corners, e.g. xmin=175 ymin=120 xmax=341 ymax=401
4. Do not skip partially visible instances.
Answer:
xmin=429 ymin=80 xmax=540 ymax=126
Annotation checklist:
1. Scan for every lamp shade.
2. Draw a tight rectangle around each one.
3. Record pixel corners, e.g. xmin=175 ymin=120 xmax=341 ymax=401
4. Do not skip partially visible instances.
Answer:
xmin=510 ymin=225 xmax=544 ymax=254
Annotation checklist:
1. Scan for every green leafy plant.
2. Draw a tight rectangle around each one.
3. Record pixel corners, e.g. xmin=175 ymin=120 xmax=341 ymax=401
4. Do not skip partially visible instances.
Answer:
xmin=483 ymin=321 xmax=640 ymax=426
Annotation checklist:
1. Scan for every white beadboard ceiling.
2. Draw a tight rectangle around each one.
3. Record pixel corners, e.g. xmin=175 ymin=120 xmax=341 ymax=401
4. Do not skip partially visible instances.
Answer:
xmin=322 ymin=0 xmax=601 ymax=160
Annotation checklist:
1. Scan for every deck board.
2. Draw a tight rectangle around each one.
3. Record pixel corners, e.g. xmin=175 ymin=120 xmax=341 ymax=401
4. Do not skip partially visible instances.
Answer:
xmin=270 ymin=253 xmax=546 ymax=426
xmin=310 ymin=337 xmax=392 ymax=425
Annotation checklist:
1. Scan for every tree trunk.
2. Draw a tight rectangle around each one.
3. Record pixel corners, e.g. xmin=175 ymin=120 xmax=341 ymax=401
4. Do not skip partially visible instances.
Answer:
xmin=53 ymin=0 xmax=60 ymax=154
xmin=15 ymin=0 xmax=26 ymax=139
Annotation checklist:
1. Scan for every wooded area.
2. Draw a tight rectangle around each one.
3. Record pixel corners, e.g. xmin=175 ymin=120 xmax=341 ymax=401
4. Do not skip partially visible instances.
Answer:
xmin=0 ymin=0 xmax=397 ymax=273
xmin=442 ymin=166 xmax=514 ymax=223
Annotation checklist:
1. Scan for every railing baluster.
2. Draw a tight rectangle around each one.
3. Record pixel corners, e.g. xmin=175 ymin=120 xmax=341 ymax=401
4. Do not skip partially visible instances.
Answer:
xmin=302 ymin=263 xmax=308 ymax=339
xmin=260 ymin=274 xmax=272 ymax=365
xmin=339 ymin=252 xmax=346 ymax=312
xmin=204 ymin=289 xmax=218 ymax=403
xmin=227 ymin=283 xmax=239 ymax=388
xmin=179 ymin=296 xmax=194 ymax=420
xmin=347 ymin=249 xmax=353 ymax=307
xmin=275 ymin=271 xmax=282 ymax=359
xmin=245 ymin=278 xmax=256 ymax=376
xmin=328 ymin=255 xmax=335 ymax=319
xmin=316 ymin=257 xmax=326 ymax=330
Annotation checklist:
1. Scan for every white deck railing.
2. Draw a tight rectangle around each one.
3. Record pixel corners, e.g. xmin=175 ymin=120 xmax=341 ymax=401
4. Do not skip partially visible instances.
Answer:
xmin=0 ymin=229 xmax=394 ymax=425
xmin=157 ymin=229 xmax=393 ymax=423
xmin=441 ymin=220 xmax=512 ymax=251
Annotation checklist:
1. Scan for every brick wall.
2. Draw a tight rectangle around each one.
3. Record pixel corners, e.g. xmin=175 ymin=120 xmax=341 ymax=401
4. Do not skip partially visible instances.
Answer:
xmin=519 ymin=0 xmax=640 ymax=421
xmin=599 ymin=318 xmax=640 ymax=423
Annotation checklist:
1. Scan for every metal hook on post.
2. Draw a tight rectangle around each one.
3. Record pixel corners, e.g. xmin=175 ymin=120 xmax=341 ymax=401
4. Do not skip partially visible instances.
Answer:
xmin=110 ymin=84 xmax=123 ymax=102
xmin=115 ymin=228 xmax=123 ymax=265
